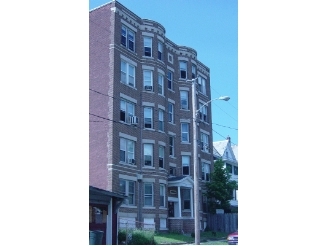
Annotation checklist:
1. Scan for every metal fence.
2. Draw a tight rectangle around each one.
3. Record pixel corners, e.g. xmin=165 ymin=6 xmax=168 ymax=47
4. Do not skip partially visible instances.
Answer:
xmin=207 ymin=213 xmax=238 ymax=233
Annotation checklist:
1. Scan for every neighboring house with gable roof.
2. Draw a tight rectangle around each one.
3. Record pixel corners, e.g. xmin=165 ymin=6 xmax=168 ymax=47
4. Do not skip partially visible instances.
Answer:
xmin=213 ymin=136 xmax=238 ymax=211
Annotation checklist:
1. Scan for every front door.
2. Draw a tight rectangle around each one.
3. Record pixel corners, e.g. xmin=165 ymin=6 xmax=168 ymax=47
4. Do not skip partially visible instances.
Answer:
xmin=168 ymin=202 xmax=174 ymax=217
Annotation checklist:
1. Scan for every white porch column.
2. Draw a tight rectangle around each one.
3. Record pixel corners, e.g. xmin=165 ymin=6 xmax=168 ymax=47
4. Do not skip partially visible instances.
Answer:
xmin=178 ymin=186 xmax=182 ymax=217
xmin=190 ymin=188 xmax=194 ymax=218
xmin=107 ymin=198 xmax=113 ymax=245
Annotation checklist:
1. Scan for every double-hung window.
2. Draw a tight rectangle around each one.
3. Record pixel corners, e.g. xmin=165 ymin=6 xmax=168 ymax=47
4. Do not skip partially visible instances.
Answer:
xmin=158 ymin=42 xmax=163 ymax=60
xmin=198 ymin=76 xmax=206 ymax=95
xmin=158 ymin=73 xmax=164 ymax=96
xmin=119 ymin=179 xmax=135 ymax=205
xmin=192 ymin=65 xmax=196 ymax=79
xmin=234 ymin=166 xmax=238 ymax=175
xmin=120 ymin=138 xmax=135 ymax=164
xmin=181 ymin=123 xmax=189 ymax=143
xmin=143 ymin=70 xmax=153 ymax=91
xmin=144 ymin=183 xmax=153 ymax=206
xmin=168 ymin=103 xmax=174 ymax=123
xmin=180 ymin=91 xmax=189 ymax=110
xmin=182 ymin=155 xmax=190 ymax=175
xmin=121 ymin=60 xmax=135 ymax=87
xmin=144 ymin=37 xmax=152 ymax=57
xmin=159 ymin=146 xmax=164 ymax=168
xmin=202 ymin=163 xmax=210 ymax=181
xmin=144 ymin=143 xmax=153 ymax=166
xmin=158 ymin=109 xmax=164 ymax=132
xmin=200 ymin=133 xmax=209 ymax=152
xmin=121 ymin=25 xmax=135 ymax=52
xmin=120 ymin=99 xmax=135 ymax=123
xmin=167 ymin=71 xmax=173 ymax=90
xmin=160 ymin=184 xmax=165 ymax=207
xmin=169 ymin=136 xmax=175 ymax=156
xmin=226 ymin=163 xmax=232 ymax=174
xmin=198 ymin=103 xmax=208 ymax=122
xmin=179 ymin=61 xmax=187 ymax=79
xmin=144 ymin=107 xmax=153 ymax=129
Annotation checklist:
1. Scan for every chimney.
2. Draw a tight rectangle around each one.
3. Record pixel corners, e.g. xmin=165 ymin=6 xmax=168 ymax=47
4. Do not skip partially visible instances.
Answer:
xmin=226 ymin=135 xmax=231 ymax=142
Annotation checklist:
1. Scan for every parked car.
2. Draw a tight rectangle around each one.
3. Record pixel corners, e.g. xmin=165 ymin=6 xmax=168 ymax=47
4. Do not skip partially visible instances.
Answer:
xmin=227 ymin=231 xmax=238 ymax=245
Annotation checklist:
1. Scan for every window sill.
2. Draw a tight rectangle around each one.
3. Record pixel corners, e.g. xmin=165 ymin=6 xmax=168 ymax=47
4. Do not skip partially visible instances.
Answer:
xmin=144 ymin=128 xmax=155 ymax=131
xmin=143 ymin=206 xmax=156 ymax=209
xmin=143 ymin=166 xmax=155 ymax=169
xmin=119 ymin=162 xmax=137 ymax=167
xmin=121 ymin=205 xmax=137 ymax=208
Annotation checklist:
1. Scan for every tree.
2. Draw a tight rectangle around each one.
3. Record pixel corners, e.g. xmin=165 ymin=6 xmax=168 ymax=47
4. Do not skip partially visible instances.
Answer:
xmin=205 ymin=158 xmax=238 ymax=213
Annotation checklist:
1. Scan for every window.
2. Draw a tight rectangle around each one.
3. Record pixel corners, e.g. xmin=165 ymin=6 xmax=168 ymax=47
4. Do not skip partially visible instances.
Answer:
xmin=143 ymin=218 xmax=155 ymax=229
xmin=180 ymin=91 xmax=189 ymax=110
xmin=120 ymin=99 xmax=135 ymax=123
xmin=182 ymin=189 xmax=191 ymax=209
xmin=121 ymin=60 xmax=135 ymax=87
xmin=120 ymin=138 xmax=135 ymax=164
xmin=233 ymin=166 xmax=238 ymax=175
xmin=144 ymin=107 xmax=153 ymax=129
xmin=119 ymin=179 xmax=135 ymax=205
xmin=179 ymin=61 xmax=187 ymax=79
xmin=160 ymin=218 xmax=167 ymax=229
xmin=198 ymin=103 xmax=208 ymax=122
xmin=192 ymin=65 xmax=196 ymax=79
xmin=143 ymin=70 xmax=153 ymax=91
xmin=121 ymin=25 xmax=135 ymax=52
xmin=158 ymin=42 xmax=163 ymax=60
xmin=167 ymin=71 xmax=173 ymax=90
xmin=202 ymin=163 xmax=210 ymax=181
xmin=200 ymin=133 xmax=209 ymax=152
xmin=159 ymin=146 xmax=164 ymax=168
xmin=144 ymin=143 xmax=153 ymax=166
xmin=119 ymin=217 xmax=135 ymax=229
xmin=198 ymin=77 xmax=206 ymax=94
xmin=168 ymin=103 xmax=174 ymax=123
xmin=144 ymin=183 xmax=153 ymax=206
xmin=160 ymin=184 xmax=165 ymax=207
xmin=168 ymin=53 xmax=173 ymax=63
xmin=181 ymin=123 xmax=189 ymax=143
xmin=182 ymin=155 xmax=190 ymax=175
xmin=158 ymin=73 xmax=164 ymax=96
xmin=169 ymin=136 xmax=175 ymax=156
xmin=158 ymin=109 xmax=164 ymax=131
xmin=169 ymin=166 xmax=176 ymax=176
xmin=226 ymin=163 xmax=232 ymax=174
xmin=144 ymin=36 xmax=152 ymax=57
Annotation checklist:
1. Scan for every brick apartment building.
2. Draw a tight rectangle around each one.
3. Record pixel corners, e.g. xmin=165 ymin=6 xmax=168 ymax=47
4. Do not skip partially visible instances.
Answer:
xmin=90 ymin=0 xmax=214 ymax=233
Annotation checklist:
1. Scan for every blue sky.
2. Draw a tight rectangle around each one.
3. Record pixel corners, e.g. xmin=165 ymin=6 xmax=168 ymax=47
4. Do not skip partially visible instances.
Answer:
xmin=89 ymin=0 xmax=238 ymax=145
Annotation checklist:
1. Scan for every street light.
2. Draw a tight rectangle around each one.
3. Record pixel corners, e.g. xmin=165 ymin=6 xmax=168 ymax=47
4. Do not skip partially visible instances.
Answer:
xmin=188 ymin=77 xmax=230 ymax=245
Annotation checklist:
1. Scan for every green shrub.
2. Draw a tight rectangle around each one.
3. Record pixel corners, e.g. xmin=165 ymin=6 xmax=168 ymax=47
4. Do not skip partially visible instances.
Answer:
xmin=130 ymin=230 xmax=154 ymax=245
xmin=191 ymin=232 xmax=195 ymax=238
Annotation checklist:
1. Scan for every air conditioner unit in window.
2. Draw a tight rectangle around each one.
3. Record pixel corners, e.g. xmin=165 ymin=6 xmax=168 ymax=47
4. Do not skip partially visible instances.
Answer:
xmin=130 ymin=116 xmax=138 ymax=125
xmin=145 ymin=85 xmax=153 ymax=91
xmin=128 ymin=158 xmax=135 ymax=164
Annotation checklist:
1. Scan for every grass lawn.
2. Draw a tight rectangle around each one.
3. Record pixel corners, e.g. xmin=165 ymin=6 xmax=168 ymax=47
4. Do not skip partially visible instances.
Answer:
xmin=154 ymin=231 xmax=229 ymax=245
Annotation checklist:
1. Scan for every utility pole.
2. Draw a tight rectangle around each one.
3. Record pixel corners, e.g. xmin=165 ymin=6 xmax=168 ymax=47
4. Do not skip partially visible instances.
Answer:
xmin=191 ymin=78 xmax=200 ymax=245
